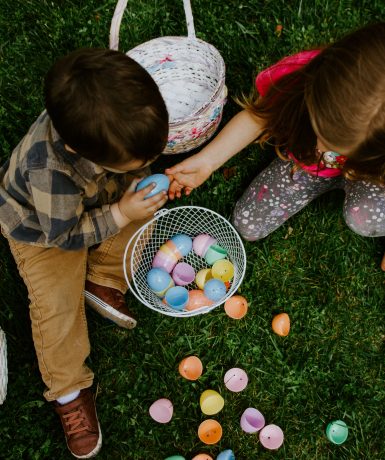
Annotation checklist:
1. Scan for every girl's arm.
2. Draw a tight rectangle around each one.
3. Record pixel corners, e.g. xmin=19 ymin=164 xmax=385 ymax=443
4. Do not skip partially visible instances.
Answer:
xmin=166 ymin=109 xmax=264 ymax=199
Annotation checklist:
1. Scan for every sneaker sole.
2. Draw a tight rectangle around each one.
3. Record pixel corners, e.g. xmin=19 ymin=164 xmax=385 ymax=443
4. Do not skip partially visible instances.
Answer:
xmin=70 ymin=422 xmax=102 ymax=459
xmin=84 ymin=291 xmax=137 ymax=329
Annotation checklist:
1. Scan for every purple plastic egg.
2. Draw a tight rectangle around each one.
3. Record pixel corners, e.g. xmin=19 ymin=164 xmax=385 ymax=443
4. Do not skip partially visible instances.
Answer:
xmin=172 ymin=262 xmax=195 ymax=286
xmin=240 ymin=408 xmax=265 ymax=433
xmin=152 ymin=250 xmax=178 ymax=273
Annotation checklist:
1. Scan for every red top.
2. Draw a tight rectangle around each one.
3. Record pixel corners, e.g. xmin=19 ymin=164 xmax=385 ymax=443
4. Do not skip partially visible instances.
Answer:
xmin=256 ymin=50 xmax=347 ymax=177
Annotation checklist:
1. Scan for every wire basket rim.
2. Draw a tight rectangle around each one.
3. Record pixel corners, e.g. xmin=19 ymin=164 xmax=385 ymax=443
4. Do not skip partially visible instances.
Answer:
xmin=123 ymin=206 xmax=247 ymax=317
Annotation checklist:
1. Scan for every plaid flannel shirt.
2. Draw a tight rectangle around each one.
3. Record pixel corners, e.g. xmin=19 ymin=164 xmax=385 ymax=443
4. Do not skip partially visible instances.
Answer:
xmin=0 ymin=111 xmax=141 ymax=250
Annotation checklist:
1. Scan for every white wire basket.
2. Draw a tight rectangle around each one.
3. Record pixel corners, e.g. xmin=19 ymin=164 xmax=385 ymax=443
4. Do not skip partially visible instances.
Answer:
xmin=110 ymin=0 xmax=227 ymax=155
xmin=123 ymin=206 xmax=246 ymax=317
xmin=0 ymin=327 xmax=7 ymax=404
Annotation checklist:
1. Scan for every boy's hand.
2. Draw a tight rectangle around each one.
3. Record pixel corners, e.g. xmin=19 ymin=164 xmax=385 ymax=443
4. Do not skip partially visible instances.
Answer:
xmin=165 ymin=155 xmax=214 ymax=199
xmin=116 ymin=178 xmax=168 ymax=224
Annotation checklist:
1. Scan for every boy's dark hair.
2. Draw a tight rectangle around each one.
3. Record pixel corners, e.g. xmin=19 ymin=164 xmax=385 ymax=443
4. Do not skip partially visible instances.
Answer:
xmin=44 ymin=48 xmax=169 ymax=166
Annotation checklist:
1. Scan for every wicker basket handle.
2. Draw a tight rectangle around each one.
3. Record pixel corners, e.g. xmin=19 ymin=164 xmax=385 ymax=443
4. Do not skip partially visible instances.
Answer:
xmin=110 ymin=0 xmax=196 ymax=51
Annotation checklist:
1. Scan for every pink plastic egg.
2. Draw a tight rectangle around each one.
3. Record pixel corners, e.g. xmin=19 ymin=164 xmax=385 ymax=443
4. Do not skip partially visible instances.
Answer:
xmin=193 ymin=234 xmax=217 ymax=257
xmin=259 ymin=424 xmax=284 ymax=449
xmin=149 ymin=398 xmax=173 ymax=423
xmin=224 ymin=367 xmax=248 ymax=392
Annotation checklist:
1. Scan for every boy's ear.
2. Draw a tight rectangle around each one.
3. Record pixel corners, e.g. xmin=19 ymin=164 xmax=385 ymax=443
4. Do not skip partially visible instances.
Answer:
xmin=64 ymin=144 xmax=77 ymax=153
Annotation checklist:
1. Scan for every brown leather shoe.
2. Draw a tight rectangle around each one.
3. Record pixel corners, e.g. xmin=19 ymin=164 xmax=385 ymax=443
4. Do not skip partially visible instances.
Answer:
xmin=54 ymin=389 xmax=102 ymax=459
xmin=84 ymin=280 xmax=137 ymax=329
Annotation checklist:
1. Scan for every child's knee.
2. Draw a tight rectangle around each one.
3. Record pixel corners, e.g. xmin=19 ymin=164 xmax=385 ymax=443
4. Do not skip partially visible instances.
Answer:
xmin=231 ymin=215 xmax=270 ymax=241
xmin=344 ymin=206 xmax=385 ymax=237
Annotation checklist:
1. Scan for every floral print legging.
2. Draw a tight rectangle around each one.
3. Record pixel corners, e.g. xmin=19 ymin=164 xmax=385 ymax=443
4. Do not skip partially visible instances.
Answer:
xmin=233 ymin=158 xmax=385 ymax=241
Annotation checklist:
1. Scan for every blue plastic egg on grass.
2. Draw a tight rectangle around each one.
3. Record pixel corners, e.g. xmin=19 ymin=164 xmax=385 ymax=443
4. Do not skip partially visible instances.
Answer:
xmin=217 ymin=450 xmax=235 ymax=460
xmin=204 ymin=279 xmax=227 ymax=302
xmin=136 ymin=174 xmax=170 ymax=199
xmin=170 ymin=234 xmax=192 ymax=257
xmin=147 ymin=268 xmax=174 ymax=297
xmin=164 ymin=286 xmax=189 ymax=310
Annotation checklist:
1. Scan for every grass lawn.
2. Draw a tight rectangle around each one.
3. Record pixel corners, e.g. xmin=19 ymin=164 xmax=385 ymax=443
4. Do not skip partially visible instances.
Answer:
xmin=1 ymin=1 xmax=385 ymax=459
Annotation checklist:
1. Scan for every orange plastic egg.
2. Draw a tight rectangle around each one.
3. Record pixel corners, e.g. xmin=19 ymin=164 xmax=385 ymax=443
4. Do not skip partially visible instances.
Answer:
xmin=192 ymin=455 xmax=214 ymax=460
xmin=224 ymin=295 xmax=248 ymax=319
xmin=186 ymin=290 xmax=213 ymax=311
xmin=272 ymin=313 xmax=290 ymax=336
xmin=198 ymin=419 xmax=223 ymax=445
xmin=179 ymin=356 xmax=203 ymax=381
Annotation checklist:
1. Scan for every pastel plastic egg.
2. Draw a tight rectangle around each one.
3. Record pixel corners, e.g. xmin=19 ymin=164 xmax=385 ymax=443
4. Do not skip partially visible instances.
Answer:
xmin=147 ymin=268 xmax=174 ymax=297
xmin=240 ymin=408 xmax=265 ymax=433
xmin=170 ymin=234 xmax=192 ymax=257
xmin=326 ymin=420 xmax=348 ymax=445
xmin=152 ymin=250 xmax=178 ymax=273
xmin=204 ymin=279 xmax=226 ymax=302
xmin=200 ymin=390 xmax=224 ymax=415
xmin=198 ymin=419 xmax=223 ymax=445
xmin=135 ymin=173 xmax=170 ymax=199
xmin=259 ymin=424 xmax=284 ymax=449
xmin=205 ymin=244 xmax=227 ymax=265
xmin=164 ymin=286 xmax=189 ymax=310
xmin=272 ymin=313 xmax=290 ymax=336
xmin=186 ymin=290 xmax=213 ymax=311
xmin=179 ymin=356 xmax=203 ymax=381
xmin=217 ymin=450 xmax=235 ymax=460
xmin=211 ymin=259 xmax=234 ymax=282
xmin=165 ymin=456 xmax=185 ymax=460
xmin=224 ymin=295 xmax=248 ymax=319
xmin=193 ymin=234 xmax=217 ymax=257
xmin=195 ymin=269 xmax=213 ymax=290
xmin=161 ymin=241 xmax=182 ymax=259
xmin=224 ymin=368 xmax=248 ymax=392
xmin=149 ymin=398 xmax=173 ymax=423
xmin=172 ymin=262 xmax=195 ymax=286
xmin=192 ymin=455 xmax=213 ymax=460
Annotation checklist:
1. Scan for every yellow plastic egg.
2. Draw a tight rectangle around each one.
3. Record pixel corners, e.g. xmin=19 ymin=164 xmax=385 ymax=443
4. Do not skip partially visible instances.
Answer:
xmin=200 ymin=389 xmax=224 ymax=415
xmin=211 ymin=259 xmax=234 ymax=282
xmin=224 ymin=295 xmax=248 ymax=319
xmin=178 ymin=356 xmax=203 ymax=381
xmin=272 ymin=313 xmax=290 ymax=336
xmin=195 ymin=268 xmax=213 ymax=290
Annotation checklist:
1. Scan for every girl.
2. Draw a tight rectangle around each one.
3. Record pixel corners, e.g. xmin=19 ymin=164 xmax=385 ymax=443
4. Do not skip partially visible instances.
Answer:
xmin=166 ymin=22 xmax=385 ymax=270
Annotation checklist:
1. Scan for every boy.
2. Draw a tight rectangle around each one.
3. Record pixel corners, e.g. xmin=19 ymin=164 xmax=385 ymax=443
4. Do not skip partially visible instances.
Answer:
xmin=0 ymin=48 xmax=169 ymax=458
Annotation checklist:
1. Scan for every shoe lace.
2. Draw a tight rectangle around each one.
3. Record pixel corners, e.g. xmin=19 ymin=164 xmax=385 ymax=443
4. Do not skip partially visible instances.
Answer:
xmin=63 ymin=408 xmax=90 ymax=435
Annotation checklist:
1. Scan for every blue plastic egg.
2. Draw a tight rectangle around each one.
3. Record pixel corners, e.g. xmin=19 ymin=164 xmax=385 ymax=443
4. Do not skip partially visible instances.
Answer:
xmin=204 ymin=279 xmax=227 ymax=302
xmin=164 ymin=286 xmax=189 ymax=310
xmin=147 ymin=268 xmax=174 ymax=297
xmin=170 ymin=234 xmax=192 ymax=257
xmin=217 ymin=450 xmax=235 ymax=460
xmin=136 ymin=174 xmax=170 ymax=199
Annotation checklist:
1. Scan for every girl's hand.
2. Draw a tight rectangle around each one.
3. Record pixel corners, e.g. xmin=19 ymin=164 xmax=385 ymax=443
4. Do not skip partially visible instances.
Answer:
xmin=165 ymin=155 xmax=214 ymax=199
xmin=381 ymin=253 xmax=385 ymax=271
xmin=113 ymin=178 xmax=168 ymax=226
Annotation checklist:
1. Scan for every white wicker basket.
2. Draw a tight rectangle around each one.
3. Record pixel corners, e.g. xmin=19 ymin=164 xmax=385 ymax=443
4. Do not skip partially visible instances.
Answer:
xmin=110 ymin=0 xmax=227 ymax=154
xmin=0 ymin=327 xmax=7 ymax=404
xmin=123 ymin=206 xmax=246 ymax=317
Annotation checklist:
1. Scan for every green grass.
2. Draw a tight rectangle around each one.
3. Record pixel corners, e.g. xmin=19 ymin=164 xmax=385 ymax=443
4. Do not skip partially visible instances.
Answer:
xmin=1 ymin=1 xmax=385 ymax=459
